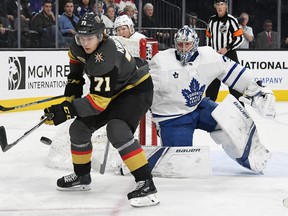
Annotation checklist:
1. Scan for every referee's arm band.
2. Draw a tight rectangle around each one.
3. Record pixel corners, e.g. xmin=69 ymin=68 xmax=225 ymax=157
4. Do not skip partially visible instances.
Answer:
xmin=225 ymin=46 xmax=231 ymax=51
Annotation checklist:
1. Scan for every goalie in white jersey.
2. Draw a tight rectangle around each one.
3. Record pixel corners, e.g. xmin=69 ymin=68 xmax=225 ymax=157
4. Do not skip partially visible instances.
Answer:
xmin=149 ymin=26 xmax=276 ymax=173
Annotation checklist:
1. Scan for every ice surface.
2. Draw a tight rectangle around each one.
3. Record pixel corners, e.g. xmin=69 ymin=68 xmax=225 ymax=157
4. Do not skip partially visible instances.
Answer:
xmin=0 ymin=103 xmax=288 ymax=216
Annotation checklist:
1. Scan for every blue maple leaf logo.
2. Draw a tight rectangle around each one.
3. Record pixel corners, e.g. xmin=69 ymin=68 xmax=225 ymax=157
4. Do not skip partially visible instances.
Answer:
xmin=181 ymin=78 xmax=205 ymax=107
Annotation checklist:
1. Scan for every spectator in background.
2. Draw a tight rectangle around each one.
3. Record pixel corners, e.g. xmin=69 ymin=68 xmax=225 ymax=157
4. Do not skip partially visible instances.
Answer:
xmin=255 ymin=19 xmax=280 ymax=49
xmin=282 ymin=35 xmax=288 ymax=49
xmin=102 ymin=0 xmax=119 ymax=17
xmin=0 ymin=18 xmax=17 ymax=48
xmin=205 ymin=0 xmax=243 ymax=103
xmin=97 ymin=1 xmax=104 ymax=15
xmin=115 ymin=0 xmax=138 ymax=21
xmin=92 ymin=2 xmax=103 ymax=15
xmin=186 ymin=12 xmax=206 ymax=46
xmin=142 ymin=3 xmax=169 ymax=49
xmin=59 ymin=0 xmax=79 ymax=46
xmin=238 ymin=12 xmax=254 ymax=49
xmin=104 ymin=5 xmax=116 ymax=35
xmin=92 ymin=2 xmax=114 ymax=35
xmin=114 ymin=14 xmax=145 ymax=39
xmin=123 ymin=5 xmax=136 ymax=24
xmin=7 ymin=0 xmax=32 ymax=31
xmin=186 ymin=12 xmax=198 ymax=29
xmin=76 ymin=0 xmax=93 ymax=18
xmin=105 ymin=5 xmax=116 ymax=23
xmin=31 ymin=0 xmax=65 ymax=48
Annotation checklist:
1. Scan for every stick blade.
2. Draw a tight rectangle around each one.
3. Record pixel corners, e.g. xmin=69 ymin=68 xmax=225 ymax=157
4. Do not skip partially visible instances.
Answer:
xmin=0 ymin=126 xmax=8 ymax=152
xmin=0 ymin=105 xmax=12 ymax=112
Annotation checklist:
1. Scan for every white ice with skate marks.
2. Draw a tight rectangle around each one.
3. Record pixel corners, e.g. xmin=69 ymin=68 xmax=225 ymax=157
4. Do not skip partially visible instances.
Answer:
xmin=0 ymin=102 xmax=288 ymax=215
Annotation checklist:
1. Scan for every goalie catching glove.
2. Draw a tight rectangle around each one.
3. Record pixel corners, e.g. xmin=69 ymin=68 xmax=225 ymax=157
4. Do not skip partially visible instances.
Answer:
xmin=43 ymin=101 xmax=77 ymax=126
xmin=240 ymin=81 xmax=276 ymax=119
xmin=64 ymin=73 xmax=85 ymax=99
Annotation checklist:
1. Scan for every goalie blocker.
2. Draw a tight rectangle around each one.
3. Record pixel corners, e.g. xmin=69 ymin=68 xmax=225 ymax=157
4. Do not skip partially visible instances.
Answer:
xmin=211 ymin=94 xmax=271 ymax=173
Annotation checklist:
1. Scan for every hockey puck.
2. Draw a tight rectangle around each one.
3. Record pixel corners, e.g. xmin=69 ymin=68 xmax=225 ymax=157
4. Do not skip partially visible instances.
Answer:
xmin=40 ymin=136 xmax=52 ymax=145
xmin=283 ymin=198 xmax=288 ymax=208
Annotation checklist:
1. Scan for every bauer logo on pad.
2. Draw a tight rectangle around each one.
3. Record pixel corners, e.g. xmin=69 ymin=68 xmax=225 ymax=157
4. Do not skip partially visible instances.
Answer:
xmin=147 ymin=146 xmax=211 ymax=178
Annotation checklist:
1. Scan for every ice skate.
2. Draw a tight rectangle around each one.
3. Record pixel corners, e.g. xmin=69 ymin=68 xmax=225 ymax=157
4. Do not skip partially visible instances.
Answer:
xmin=127 ymin=178 xmax=160 ymax=207
xmin=57 ymin=173 xmax=91 ymax=191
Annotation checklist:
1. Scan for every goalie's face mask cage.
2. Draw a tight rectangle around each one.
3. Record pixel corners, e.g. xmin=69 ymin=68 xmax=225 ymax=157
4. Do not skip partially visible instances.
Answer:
xmin=75 ymin=12 xmax=105 ymax=50
xmin=174 ymin=26 xmax=199 ymax=65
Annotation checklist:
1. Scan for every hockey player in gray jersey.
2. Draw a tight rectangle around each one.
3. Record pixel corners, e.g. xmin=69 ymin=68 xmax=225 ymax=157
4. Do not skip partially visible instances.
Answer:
xmin=149 ymin=26 xmax=276 ymax=173
xmin=42 ymin=13 xmax=159 ymax=207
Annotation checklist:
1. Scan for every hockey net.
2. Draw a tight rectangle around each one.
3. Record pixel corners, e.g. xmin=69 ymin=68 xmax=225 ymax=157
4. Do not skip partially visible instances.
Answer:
xmin=46 ymin=36 xmax=159 ymax=172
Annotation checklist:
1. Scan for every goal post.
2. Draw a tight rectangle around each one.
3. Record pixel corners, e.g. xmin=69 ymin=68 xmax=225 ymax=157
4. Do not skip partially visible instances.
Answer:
xmin=140 ymin=38 xmax=158 ymax=146
xmin=111 ymin=36 xmax=158 ymax=146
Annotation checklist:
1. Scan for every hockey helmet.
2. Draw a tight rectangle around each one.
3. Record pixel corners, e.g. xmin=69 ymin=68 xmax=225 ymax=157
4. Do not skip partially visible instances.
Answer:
xmin=174 ymin=25 xmax=199 ymax=65
xmin=76 ymin=12 xmax=105 ymax=36
xmin=113 ymin=15 xmax=135 ymax=34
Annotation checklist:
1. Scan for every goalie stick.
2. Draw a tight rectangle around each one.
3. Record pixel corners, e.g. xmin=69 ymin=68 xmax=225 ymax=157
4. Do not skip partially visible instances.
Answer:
xmin=240 ymin=96 xmax=288 ymax=127
xmin=0 ymin=95 xmax=65 ymax=112
xmin=0 ymin=114 xmax=54 ymax=152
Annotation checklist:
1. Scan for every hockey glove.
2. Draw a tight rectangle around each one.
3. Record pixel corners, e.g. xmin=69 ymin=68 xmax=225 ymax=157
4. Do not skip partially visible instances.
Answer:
xmin=239 ymin=81 xmax=276 ymax=119
xmin=43 ymin=101 xmax=77 ymax=126
xmin=64 ymin=73 xmax=85 ymax=99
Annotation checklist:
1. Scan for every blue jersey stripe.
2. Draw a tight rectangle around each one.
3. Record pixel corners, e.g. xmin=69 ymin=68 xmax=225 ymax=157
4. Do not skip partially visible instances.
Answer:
xmin=222 ymin=63 xmax=238 ymax=83
xmin=230 ymin=67 xmax=247 ymax=89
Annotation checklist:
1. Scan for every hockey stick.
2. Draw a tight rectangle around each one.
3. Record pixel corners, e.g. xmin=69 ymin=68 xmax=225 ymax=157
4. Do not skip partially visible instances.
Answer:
xmin=0 ymin=95 xmax=65 ymax=112
xmin=0 ymin=114 xmax=54 ymax=152
xmin=99 ymin=139 xmax=110 ymax=174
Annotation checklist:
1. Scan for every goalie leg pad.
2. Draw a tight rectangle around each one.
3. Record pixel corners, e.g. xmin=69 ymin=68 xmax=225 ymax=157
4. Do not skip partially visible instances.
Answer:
xmin=211 ymin=94 xmax=271 ymax=172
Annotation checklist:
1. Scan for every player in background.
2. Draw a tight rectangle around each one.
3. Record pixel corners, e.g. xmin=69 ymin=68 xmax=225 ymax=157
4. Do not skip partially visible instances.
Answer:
xmin=205 ymin=0 xmax=243 ymax=102
xmin=42 ymin=12 xmax=159 ymax=208
xmin=149 ymin=26 xmax=276 ymax=173
xmin=114 ymin=14 xmax=145 ymax=40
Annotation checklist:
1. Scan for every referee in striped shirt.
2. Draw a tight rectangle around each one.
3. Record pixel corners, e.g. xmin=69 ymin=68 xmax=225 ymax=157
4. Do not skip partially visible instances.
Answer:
xmin=205 ymin=0 xmax=244 ymax=102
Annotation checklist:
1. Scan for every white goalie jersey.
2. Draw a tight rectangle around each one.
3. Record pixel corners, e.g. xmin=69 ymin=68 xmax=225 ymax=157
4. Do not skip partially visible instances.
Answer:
xmin=149 ymin=46 xmax=253 ymax=123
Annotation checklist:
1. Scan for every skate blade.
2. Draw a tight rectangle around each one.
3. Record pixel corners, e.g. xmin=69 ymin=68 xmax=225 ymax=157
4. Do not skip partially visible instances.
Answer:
xmin=57 ymin=184 xmax=91 ymax=191
xmin=130 ymin=193 xmax=160 ymax=208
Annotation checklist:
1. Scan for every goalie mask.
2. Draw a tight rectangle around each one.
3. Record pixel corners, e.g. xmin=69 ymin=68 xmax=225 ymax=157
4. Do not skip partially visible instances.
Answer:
xmin=174 ymin=26 xmax=199 ymax=65
xmin=113 ymin=15 xmax=135 ymax=35
xmin=75 ymin=12 xmax=105 ymax=45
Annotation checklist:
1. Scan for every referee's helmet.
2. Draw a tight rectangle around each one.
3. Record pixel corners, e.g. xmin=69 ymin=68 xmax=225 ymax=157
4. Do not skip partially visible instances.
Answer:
xmin=174 ymin=25 xmax=199 ymax=65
